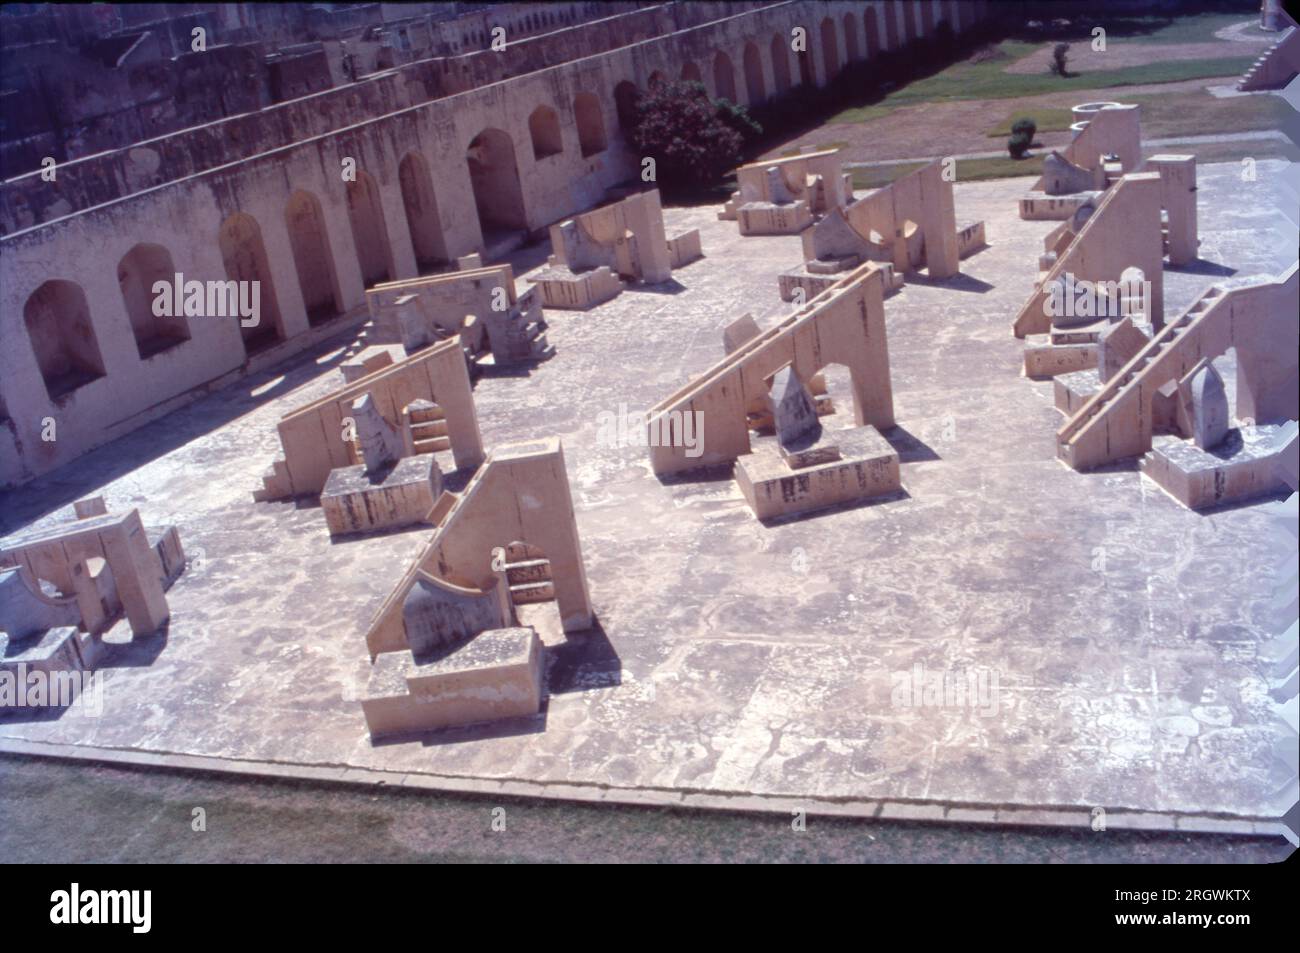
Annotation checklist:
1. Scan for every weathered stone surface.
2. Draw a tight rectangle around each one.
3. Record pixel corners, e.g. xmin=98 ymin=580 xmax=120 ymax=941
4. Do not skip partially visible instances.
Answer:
xmin=722 ymin=314 xmax=761 ymax=355
xmin=320 ymin=454 xmax=442 ymax=538
xmin=352 ymin=393 xmax=403 ymax=475
xmin=1097 ymin=315 xmax=1149 ymax=384
xmin=1188 ymin=360 xmax=1230 ymax=450
xmin=402 ymin=574 xmax=510 ymax=657
xmin=1 ymin=168 xmax=1294 ymax=827
xmin=362 ymin=627 xmax=543 ymax=737
xmin=1042 ymin=151 xmax=1097 ymax=196
xmin=0 ymin=568 xmax=79 ymax=640
xmin=768 ymin=366 xmax=820 ymax=448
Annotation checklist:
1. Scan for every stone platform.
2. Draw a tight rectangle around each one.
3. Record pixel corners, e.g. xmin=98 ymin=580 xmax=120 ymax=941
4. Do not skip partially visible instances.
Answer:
xmin=361 ymin=627 xmax=544 ymax=738
xmin=320 ymin=454 xmax=441 ymax=537
xmin=736 ymin=424 xmax=901 ymax=521
xmin=1143 ymin=425 xmax=1295 ymax=510
xmin=1 ymin=165 xmax=1295 ymax=834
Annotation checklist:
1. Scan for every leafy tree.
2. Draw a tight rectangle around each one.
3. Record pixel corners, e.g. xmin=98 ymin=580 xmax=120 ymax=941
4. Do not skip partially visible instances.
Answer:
xmin=1050 ymin=43 xmax=1070 ymax=77
xmin=628 ymin=80 xmax=749 ymax=192
xmin=1011 ymin=117 xmax=1037 ymax=140
xmin=1008 ymin=131 xmax=1032 ymax=159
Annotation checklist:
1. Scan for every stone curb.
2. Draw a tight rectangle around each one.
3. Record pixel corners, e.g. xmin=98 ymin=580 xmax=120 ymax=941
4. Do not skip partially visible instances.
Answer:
xmin=0 ymin=738 xmax=1289 ymax=839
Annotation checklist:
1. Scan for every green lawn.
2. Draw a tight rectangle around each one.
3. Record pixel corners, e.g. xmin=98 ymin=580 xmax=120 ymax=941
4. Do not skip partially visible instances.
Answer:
xmin=984 ymin=90 xmax=1290 ymax=140
xmin=1125 ymin=88 xmax=1293 ymax=138
xmin=779 ymin=139 xmax=850 ymax=157
xmin=850 ymin=156 xmax=1039 ymax=190
xmin=849 ymin=137 xmax=1298 ymax=191
xmin=848 ymin=41 xmax=1255 ymax=112
xmin=825 ymin=104 xmax=894 ymax=126
xmin=1096 ymin=12 xmax=1258 ymax=45
xmin=986 ymin=107 xmax=1076 ymax=138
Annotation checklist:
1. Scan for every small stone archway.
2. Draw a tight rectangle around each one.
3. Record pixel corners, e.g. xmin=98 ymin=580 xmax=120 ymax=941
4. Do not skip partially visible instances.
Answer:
xmin=218 ymin=212 xmax=285 ymax=354
xmin=770 ymin=33 xmax=791 ymax=94
xmin=864 ymin=7 xmax=881 ymax=56
xmin=613 ymin=81 xmax=640 ymax=134
xmin=527 ymin=104 xmax=563 ymax=159
xmin=398 ymin=151 xmax=450 ymax=272
xmin=466 ymin=127 xmax=528 ymax=238
xmin=345 ymin=169 xmax=395 ymax=288
xmin=902 ymin=3 xmax=919 ymax=45
xmin=574 ymin=92 xmax=607 ymax=157
xmin=742 ymin=42 xmax=766 ymax=104
xmin=22 ymin=279 xmax=106 ymax=400
xmin=284 ymin=189 xmax=343 ymax=327
xmin=883 ymin=3 xmax=900 ymax=49
xmin=713 ymin=51 xmax=737 ymax=101
xmin=843 ymin=12 xmax=860 ymax=62
xmin=681 ymin=61 xmax=703 ymax=85
xmin=117 ymin=242 xmax=190 ymax=358
xmin=820 ymin=17 xmax=840 ymax=79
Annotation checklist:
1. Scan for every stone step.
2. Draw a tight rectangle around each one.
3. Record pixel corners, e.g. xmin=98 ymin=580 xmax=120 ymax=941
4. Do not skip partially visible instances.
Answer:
xmin=410 ymin=419 xmax=448 ymax=438
xmin=509 ymin=580 xmax=555 ymax=604
xmin=413 ymin=436 xmax=450 ymax=454
xmin=504 ymin=559 xmax=552 ymax=585
xmin=405 ymin=401 xmax=445 ymax=423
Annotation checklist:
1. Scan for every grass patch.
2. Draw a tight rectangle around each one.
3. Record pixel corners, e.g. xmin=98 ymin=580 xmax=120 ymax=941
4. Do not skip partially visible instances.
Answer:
xmin=825 ymin=104 xmax=895 ymax=126
xmin=1126 ymin=89 xmax=1293 ymax=138
xmin=849 ymin=162 xmax=929 ymax=190
xmin=850 ymin=136 xmax=1299 ymax=192
xmin=1099 ymin=12 xmax=1258 ymax=45
xmin=986 ymin=107 xmax=1076 ymax=138
xmin=1003 ymin=12 xmax=1258 ymax=47
xmin=877 ymin=41 xmax=1254 ymax=107
xmin=953 ymin=155 xmax=1047 ymax=183
xmin=778 ymin=140 xmax=850 ymax=158
xmin=851 ymin=155 xmax=1041 ymax=190
xmin=1143 ymin=136 xmax=1300 ymax=165
xmin=984 ymin=90 xmax=1291 ymax=141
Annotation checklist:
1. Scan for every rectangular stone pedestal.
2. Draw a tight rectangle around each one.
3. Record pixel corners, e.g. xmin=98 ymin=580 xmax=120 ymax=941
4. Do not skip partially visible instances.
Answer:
xmin=1142 ymin=426 xmax=1293 ymax=510
xmin=737 ymin=201 xmax=814 ymax=235
xmin=1019 ymin=192 xmax=1092 ymax=221
xmin=667 ymin=230 xmax=703 ymax=268
xmin=361 ymin=627 xmax=544 ymax=737
xmin=1054 ymin=369 xmax=1103 ymax=415
xmin=321 ymin=455 xmax=441 ymax=537
xmin=957 ymin=221 xmax=987 ymax=257
xmin=527 ymin=266 xmax=623 ymax=310
xmin=736 ymin=425 xmax=901 ymax=520
xmin=780 ymin=262 xmax=902 ymax=302
xmin=1023 ymin=336 xmax=1097 ymax=378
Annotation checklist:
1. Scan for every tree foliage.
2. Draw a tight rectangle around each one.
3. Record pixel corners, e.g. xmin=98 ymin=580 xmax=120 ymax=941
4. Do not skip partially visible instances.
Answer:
xmin=628 ymin=80 xmax=752 ymax=192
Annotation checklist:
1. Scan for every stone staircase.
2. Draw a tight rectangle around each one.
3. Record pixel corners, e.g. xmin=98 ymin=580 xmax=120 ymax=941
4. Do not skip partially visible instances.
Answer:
xmin=500 ymin=542 xmax=555 ymax=606
xmin=404 ymin=399 xmax=450 ymax=455
xmin=1238 ymin=26 xmax=1299 ymax=91
xmin=1057 ymin=285 xmax=1225 ymax=470
xmin=254 ymin=457 xmax=293 ymax=502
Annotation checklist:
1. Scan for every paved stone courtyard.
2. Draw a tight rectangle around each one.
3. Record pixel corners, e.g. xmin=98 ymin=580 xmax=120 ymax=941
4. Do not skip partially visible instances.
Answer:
xmin=1 ymin=162 xmax=1295 ymax=829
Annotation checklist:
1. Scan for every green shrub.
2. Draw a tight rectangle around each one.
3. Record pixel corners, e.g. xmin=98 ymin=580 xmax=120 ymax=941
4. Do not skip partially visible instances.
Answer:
xmin=713 ymin=97 xmax=763 ymax=148
xmin=1008 ymin=131 xmax=1032 ymax=158
xmin=628 ymin=80 xmax=746 ymax=193
xmin=1011 ymin=117 xmax=1038 ymax=140
xmin=1050 ymin=43 xmax=1070 ymax=77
